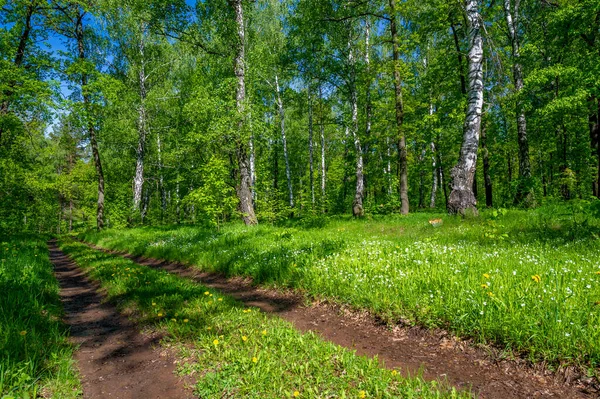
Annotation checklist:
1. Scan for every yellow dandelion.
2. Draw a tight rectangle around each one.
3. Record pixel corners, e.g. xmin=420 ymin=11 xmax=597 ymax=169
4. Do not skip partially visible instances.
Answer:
xmin=487 ymin=292 xmax=494 ymax=297
xmin=293 ymin=391 xmax=300 ymax=397
xmin=595 ymin=271 xmax=600 ymax=275
xmin=152 ymin=302 xmax=156 ymax=306
xmin=171 ymin=318 xmax=177 ymax=322
xmin=206 ymin=326 xmax=212 ymax=330
xmin=213 ymin=339 xmax=219 ymax=346
xmin=252 ymin=356 xmax=258 ymax=363
xmin=483 ymin=273 xmax=490 ymax=279
xmin=481 ymin=284 xmax=488 ymax=289
xmin=531 ymin=274 xmax=541 ymax=283
xmin=157 ymin=313 xmax=163 ymax=317
xmin=218 ymin=298 xmax=223 ymax=302
xmin=359 ymin=390 xmax=366 ymax=398
xmin=183 ymin=319 xmax=189 ymax=323
xmin=19 ymin=330 xmax=27 ymax=336
xmin=242 ymin=336 xmax=248 ymax=342
xmin=204 ymin=291 xmax=210 ymax=295
xmin=391 ymin=370 xmax=398 ymax=376
xmin=262 ymin=330 xmax=267 ymax=336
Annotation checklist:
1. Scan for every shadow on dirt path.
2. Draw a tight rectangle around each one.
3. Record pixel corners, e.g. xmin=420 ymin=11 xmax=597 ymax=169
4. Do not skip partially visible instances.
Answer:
xmin=85 ymin=240 xmax=600 ymax=399
xmin=48 ymin=240 xmax=194 ymax=399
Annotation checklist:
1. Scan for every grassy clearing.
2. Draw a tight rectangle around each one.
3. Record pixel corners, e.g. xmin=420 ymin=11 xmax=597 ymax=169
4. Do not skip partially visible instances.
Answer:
xmin=80 ymin=204 xmax=600 ymax=374
xmin=0 ymin=236 xmax=80 ymax=399
xmin=59 ymin=239 xmax=467 ymax=398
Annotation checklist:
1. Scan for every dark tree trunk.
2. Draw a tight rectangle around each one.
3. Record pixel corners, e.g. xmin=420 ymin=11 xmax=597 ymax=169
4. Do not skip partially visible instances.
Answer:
xmin=590 ymin=97 xmax=600 ymax=198
xmin=481 ymin=119 xmax=493 ymax=207
xmin=76 ymin=10 xmax=105 ymax=230
xmin=389 ymin=0 xmax=409 ymax=215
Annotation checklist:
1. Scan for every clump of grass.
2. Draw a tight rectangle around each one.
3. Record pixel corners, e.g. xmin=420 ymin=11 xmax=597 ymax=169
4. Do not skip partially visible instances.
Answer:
xmin=0 ymin=236 xmax=80 ymax=398
xmin=80 ymin=205 xmax=600 ymax=373
xmin=60 ymin=239 xmax=468 ymax=398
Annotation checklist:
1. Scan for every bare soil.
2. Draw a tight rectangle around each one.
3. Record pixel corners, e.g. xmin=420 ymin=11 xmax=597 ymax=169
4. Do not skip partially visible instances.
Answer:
xmin=48 ymin=240 xmax=194 ymax=399
xmin=86 ymin=241 xmax=600 ymax=399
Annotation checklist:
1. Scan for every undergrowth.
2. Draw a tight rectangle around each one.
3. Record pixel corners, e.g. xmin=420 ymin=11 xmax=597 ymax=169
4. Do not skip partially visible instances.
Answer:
xmin=0 ymin=236 xmax=79 ymax=399
xmin=79 ymin=203 xmax=600 ymax=375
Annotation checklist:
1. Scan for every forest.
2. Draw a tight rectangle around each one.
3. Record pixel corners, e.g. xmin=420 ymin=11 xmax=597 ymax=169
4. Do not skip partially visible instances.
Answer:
xmin=2 ymin=0 xmax=600 ymax=398
xmin=1 ymin=0 xmax=598 ymax=230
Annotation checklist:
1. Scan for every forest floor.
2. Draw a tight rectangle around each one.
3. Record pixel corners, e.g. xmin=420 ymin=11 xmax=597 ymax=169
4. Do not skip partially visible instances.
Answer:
xmin=48 ymin=240 xmax=194 ymax=399
xmin=83 ymin=240 xmax=594 ymax=399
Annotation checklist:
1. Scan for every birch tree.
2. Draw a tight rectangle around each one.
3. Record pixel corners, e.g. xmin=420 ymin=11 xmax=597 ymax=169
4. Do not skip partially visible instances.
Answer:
xmin=448 ymin=0 xmax=484 ymax=215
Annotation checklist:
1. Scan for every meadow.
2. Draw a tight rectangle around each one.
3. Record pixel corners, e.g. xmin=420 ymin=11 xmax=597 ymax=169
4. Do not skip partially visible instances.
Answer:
xmin=80 ymin=202 xmax=600 ymax=375
xmin=0 ymin=236 xmax=79 ymax=398
xmin=59 ymin=239 xmax=466 ymax=398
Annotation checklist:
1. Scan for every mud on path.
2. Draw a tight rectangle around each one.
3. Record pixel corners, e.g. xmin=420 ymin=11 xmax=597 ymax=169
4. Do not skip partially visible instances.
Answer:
xmin=48 ymin=240 xmax=194 ymax=399
xmin=85 ymin=241 xmax=599 ymax=399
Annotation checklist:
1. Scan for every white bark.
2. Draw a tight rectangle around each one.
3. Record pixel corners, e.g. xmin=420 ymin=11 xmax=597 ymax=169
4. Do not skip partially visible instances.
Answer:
xmin=319 ymin=84 xmax=326 ymax=208
xmin=448 ymin=0 xmax=484 ymax=215
xmin=430 ymin=142 xmax=438 ymax=208
xmin=275 ymin=74 xmax=293 ymax=208
xmin=233 ymin=0 xmax=257 ymax=225
xmin=308 ymin=85 xmax=315 ymax=206
xmin=349 ymin=39 xmax=364 ymax=217
xmin=133 ymin=24 xmax=148 ymax=213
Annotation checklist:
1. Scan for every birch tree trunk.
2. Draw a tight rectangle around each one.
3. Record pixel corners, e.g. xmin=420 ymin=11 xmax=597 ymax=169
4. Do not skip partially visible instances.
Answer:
xmin=232 ymin=0 xmax=257 ymax=225
xmin=308 ymin=85 xmax=315 ymax=207
xmin=389 ymin=0 xmax=409 ymax=215
xmin=319 ymin=84 xmax=326 ymax=211
xmin=133 ymin=25 xmax=148 ymax=213
xmin=504 ymin=0 xmax=534 ymax=205
xmin=348 ymin=39 xmax=364 ymax=217
xmin=76 ymin=10 xmax=105 ymax=229
xmin=157 ymin=130 xmax=166 ymax=217
xmin=430 ymin=142 xmax=438 ymax=208
xmin=448 ymin=0 xmax=484 ymax=216
xmin=275 ymin=74 xmax=294 ymax=209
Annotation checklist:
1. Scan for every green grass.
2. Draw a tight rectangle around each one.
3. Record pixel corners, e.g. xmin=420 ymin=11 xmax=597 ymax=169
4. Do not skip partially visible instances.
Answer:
xmin=59 ymin=239 xmax=467 ymax=398
xmin=0 ymin=236 xmax=80 ymax=399
xmin=80 ymin=203 xmax=600 ymax=375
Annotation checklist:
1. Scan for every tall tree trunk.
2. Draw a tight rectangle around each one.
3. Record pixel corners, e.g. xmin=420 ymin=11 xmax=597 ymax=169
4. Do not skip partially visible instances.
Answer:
xmin=590 ymin=97 xmax=600 ymax=198
xmin=308 ymin=85 xmax=315 ymax=207
xmin=364 ymin=19 xmax=372 ymax=200
xmin=157 ymin=130 xmax=166 ymax=218
xmin=481 ymin=117 xmax=493 ymax=207
xmin=319 ymin=84 xmax=326 ymax=211
xmin=348 ymin=39 xmax=364 ymax=217
xmin=448 ymin=0 xmax=483 ymax=216
xmin=249 ymin=133 xmax=256 ymax=203
xmin=232 ymin=0 xmax=257 ymax=225
xmin=133 ymin=26 xmax=148 ymax=213
xmin=275 ymin=74 xmax=294 ymax=209
xmin=389 ymin=0 xmax=409 ymax=215
xmin=504 ymin=0 xmax=533 ymax=205
xmin=450 ymin=22 xmax=467 ymax=96
xmin=430 ymin=142 xmax=438 ymax=208
xmin=76 ymin=10 xmax=105 ymax=229
xmin=418 ymin=146 xmax=426 ymax=208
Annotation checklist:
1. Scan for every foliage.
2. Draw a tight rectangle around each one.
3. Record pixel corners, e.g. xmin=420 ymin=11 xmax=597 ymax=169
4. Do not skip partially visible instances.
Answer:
xmin=0 ymin=236 xmax=80 ymax=398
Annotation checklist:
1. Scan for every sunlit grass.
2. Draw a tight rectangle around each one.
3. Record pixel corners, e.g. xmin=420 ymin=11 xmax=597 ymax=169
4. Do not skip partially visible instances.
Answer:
xmin=80 ymin=203 xmax=600 ymax=373
xmin=0 ymin=236 xmax=80 ymax=398
xmin=59 ymin=239 xmax=467 ymax=398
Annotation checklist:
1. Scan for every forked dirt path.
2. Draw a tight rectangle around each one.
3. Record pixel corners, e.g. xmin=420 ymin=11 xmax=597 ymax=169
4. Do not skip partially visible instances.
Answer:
xmin=48 ymin=240 xmax=194 ymax=399
xmin=85 ymin=241 xmax=598 ymax=399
